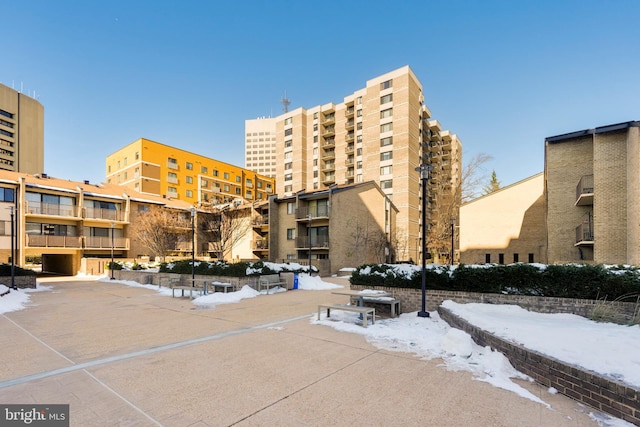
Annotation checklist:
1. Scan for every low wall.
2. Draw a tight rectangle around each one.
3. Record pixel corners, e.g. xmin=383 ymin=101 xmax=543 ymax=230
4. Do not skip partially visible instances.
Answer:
xmin=349 ymin=285 xmax=638 ymax=322
xmin=0 ymin=275 xmax=37 ymax=289
xmin=439 ymin=306 xmax=640 ymax=426
xmin=112 ymin=270 xmax=260 ymax=290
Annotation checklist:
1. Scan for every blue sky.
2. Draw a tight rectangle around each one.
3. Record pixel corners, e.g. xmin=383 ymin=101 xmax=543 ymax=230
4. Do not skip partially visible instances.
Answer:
xmin=4 ymin=1 xmax=639 ymax=187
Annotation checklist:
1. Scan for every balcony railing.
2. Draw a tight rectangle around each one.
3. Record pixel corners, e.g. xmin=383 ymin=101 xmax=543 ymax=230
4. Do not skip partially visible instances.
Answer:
xmin=253 ymin=239 xmax=269 ymax=250
xmin=26 ymin=202 xmax=79 ymax=217
xmin=252 ymin=214 xmax=268 ymax=226
xmin=84 ymin=207 xmax=123 ymax=221
xmin=26 ymin=235 xmax=82 ymax=248
xmin=84 ymin=236 xmax=130 ymax=249
xmin=296 ymin=236 xmax=330 ymax=249
xmin=576 ymin=174 xmax=594 ymax=205
xmin=296 ymin=206 xmax=330 ymax=219
xmin=575 ymin=222 xmax=594 ymax=244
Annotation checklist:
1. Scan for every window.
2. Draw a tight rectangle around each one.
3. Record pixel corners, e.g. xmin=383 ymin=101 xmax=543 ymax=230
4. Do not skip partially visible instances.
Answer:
xmin=357 ymin=96 xmax=362 ymax=105
xmin=284 ymin=185 xmax=292 ymax=192
xmin=201 ymin=166 xmax=208 ymax=174
xmin=0 ymin=109 xmax=14 ymax=119
xmin=485 ymin=254 xmax=491 ymax=263
xmin=380 ymin=165 xmax=392 ymax=175
xmin=380 ymin=79 xmax=392 ymax=89
xmin=513 ymin=253 xmax=519 ymax=263
xmin=380 ymin=108 xmax=392 ymax=119
xmin=528 ymin=253 xmax=535 ymax=263
xmin=285 ymin=128 xmax=293 ymax=136
xmin=499 ymin=253 xmax=505 ymax=264
xmin=314 ymin=112 xmax=318 ymax=119
xmin=380 ymin=180 xmax=392 ymax=189
xmin=186 ymin=190 xmax=193 ymax=198
xmin=380 ymin=151 xmax=393 ymax=161
xmin=356 ymin=161 xmax=362 ymax=169
xmin=124 ymin=157 xmax=128 ymax=166
xmin=313 ymin=124 xmax=318 ymax=131
xmin=356 ymin=148 xmax=362 ymax=156
xmin=186 ymin=162 xmax=193 ymax=170
xmin=313 ymin=170 xmax=318 ymax=178
xmin=235 ymin=188 xmax=241 ymax=194
xmin=357 ymin=122 xmax=362 ymax=130
xmin=200 ymin=179 xmax=208 ymax=188
xmin=287 ymin=228 xmax=295 ymax=240
xmin=236 ymin=176 xmax=241 ymax=183
xmin=357 ymin=109 xmax=362 ymax=117
xmin=213 ymin=170 xmax=219 ymax=177
xmin=284 ymin=173 xmax=292 ymax=181
xmin=284 ymin=152 xmax=292 ymax=160
xmin=380 ymin=94 xmax=393 ymax=104
xmin=285 ymin=140 xmax=292 ymax=147
xmin=0 ymin=187 xmax=15 ymax=202
xmin=285 ymin=162 xmax=292 ymax=170
xmin=287 ymin=202 xmax=295 ymax=214
xmin=224 ymin=172 xmax=229 ymax=179
xmin=186 ymin=176 xmax=193 ymax=184
xmin=284 ymin=117 xmax=293 ymax=125
xmin=380 ymin=123 xmax=393 ymax=133
xmin=135 ymin=152 xmax=139 ymax=160
xmin=381 ymin=136 xmax=393 ymax=147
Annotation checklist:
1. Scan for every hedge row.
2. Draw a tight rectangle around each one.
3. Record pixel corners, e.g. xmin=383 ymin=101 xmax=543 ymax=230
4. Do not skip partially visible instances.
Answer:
xmin=158 ymin=260 xmax=314 ymax=276
xmin=0 ymin=264 xmax=37 ymax=276
xmin=350 ymin=263 xmax=640 ymax=301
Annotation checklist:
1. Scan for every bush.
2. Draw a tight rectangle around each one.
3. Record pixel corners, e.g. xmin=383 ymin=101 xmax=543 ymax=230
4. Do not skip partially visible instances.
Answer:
xmin=350 ymin=262 xmax=640 ymax=301
xmin=0 ymin=263 xmax=37 ymax=276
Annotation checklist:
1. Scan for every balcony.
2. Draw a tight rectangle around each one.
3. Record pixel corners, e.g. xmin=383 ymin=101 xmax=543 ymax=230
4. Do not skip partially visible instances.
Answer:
xmin=345 ymin=157 xmax=354 ymax=167
xmin=345 ymin=144 xmax=355 ymax=154
xmin=84 ymin=236 xmax=130 ymax=249
xmin=167 ymin=176 xmax=178 ymax=184
xmin=252 ymin=214 xmax=269 ymax=227
xmin=575 ymin=174 xmax=594 ymax=206
xmin=253 ymin=239 xmax=269 ymax=250
xmin=323 ymin=126 xmax=335 ymax=136
xmin=296 ymin=206 xmax=330 ymax=220
xmin=323 ymin=137 xmax=335 ymax=147
xmin=345 ymin=106 xmax=355 ymax=117
xmin=345 ymin=119 xmax=355 ymax=130
xmin=167 ymin=161 xmax=178 ymax=170
xmin=84 ymin=207 xmax=123 ymax=221
xmin=296 ymin=236 xmax=330 ymax=249
xmin=323 ymin=114 xmax=335 ymax=124
xmin=345 ymin=132 xmax=355 ymax=142
xmin=575 ymin=222 xmax=594 ymax=245
xmin=322 ymin=149 xmax=336 ymax=160
xmin=345 ymin=169 xmax=354 ymax=179
xmin=26 ymin=235 xmax=83 ymax=248
xmin=26 ymin=202 xmax=79 ymax=217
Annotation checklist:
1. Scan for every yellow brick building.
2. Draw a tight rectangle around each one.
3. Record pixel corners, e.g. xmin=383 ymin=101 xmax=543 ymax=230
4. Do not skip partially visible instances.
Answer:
xmin=107 ymin=138 xmax=275 ymax=206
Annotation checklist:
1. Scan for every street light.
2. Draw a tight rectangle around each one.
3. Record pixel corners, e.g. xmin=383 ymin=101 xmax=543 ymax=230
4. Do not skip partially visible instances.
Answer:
xmin=308 ymin=213 xmax=312 ymax=274
xmin=9 ymin=206 xmax=15 ymax=290
xmin=450 ymin=217 xmax=456 ymax=266
xmin=110 ymin=222 xmax=115 ymax=280
xmin=190 ymin=207 xmax=196 ymax=290
xmin=415 ymin=163 xmax=433 ymax=318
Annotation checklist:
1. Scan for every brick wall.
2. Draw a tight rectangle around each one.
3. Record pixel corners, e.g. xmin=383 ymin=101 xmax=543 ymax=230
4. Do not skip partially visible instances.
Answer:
xmin=0 ymin=275 xmax=37 ymax=289
xmin=439 ymin=307 xmax=640 ymax=425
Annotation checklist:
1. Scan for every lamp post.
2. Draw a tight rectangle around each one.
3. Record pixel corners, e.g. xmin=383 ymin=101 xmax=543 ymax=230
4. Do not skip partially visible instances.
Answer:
xmin=110 ymin=222 xmax=115 ymax=280
xmin=450 ymin=217 xmax=456 ymax=266
xmin=416 ymin=164 xmax=433 ymax=318
xmin=308 ymin=213 xmax=312 ymax=274
xmin=9 ymin=206 xmax=15 ymax=290
xmin=190 ymin=207 xmax=196 ymax=290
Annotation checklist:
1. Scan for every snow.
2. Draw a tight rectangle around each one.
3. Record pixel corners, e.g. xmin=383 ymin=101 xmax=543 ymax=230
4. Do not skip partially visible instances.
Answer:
xmin=1 ymin=271 xmax=636 ymax=427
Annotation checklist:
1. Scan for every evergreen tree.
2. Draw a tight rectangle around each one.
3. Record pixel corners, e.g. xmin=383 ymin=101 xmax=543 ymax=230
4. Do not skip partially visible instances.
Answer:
xmin=482 ymin=170 xmax=501 ymax=195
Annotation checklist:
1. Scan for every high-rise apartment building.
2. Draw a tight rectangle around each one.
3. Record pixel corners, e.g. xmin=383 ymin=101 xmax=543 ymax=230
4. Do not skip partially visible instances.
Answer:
xmin=245 ymin=117 xmax=277 ymax=178
xmin=269 ymin=66 xmax=462 ymax=261
xmin=107 ymin=138 xmax=275 ymax=206
xmin=0 ymin=83 xmax=44 ymax=174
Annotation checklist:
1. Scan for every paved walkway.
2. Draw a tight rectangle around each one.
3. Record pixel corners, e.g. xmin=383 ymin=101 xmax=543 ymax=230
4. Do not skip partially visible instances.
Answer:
xmin=0 ymin=276 xmax=601 ymax=426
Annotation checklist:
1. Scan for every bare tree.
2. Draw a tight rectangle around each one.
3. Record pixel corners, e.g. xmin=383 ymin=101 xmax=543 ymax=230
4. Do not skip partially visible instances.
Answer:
xmin=346 ymin=215 xmax=391 ymax=265
xmin=461 ymin=152 xmax=493 ymax=203
xmin=129 ymin=205 xmax=188 ymax=263
xmin=202 ymin=205 xmax=251 ymax=261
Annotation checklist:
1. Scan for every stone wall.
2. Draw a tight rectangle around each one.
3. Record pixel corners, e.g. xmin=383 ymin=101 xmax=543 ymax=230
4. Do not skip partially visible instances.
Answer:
xmin=112 ymin=270 xmax=260 ymax=290
xmin=350 ymin=285 xmax=638 ymax=323
xmin=0 ymin=275 xmax=37 ymax=289
xmin=439 ymin=306 xmax=640 ymax=426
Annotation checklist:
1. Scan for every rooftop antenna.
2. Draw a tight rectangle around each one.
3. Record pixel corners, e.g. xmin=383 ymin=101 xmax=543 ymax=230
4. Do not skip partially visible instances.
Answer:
xmin=281 ymin=91 xmax=290 ymax=113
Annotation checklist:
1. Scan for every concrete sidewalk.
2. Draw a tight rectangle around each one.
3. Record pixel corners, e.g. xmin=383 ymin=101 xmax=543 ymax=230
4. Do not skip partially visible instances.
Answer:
xmin=0 ymin=277 xmax=601 ymax=426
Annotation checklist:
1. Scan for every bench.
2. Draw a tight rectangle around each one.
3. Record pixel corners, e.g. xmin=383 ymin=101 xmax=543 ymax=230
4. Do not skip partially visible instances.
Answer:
xmin=355 ymin=296 xmax=401 ymax=318
xmin=317 ymin=304 xmax=376 ymax=327
xmin=257 ymin=274 xmax=287 ymax=294
xmin=171 ymin=285 xmax=203 ymax=299
xmin=211 ymin=281 xmax=235 ymax=293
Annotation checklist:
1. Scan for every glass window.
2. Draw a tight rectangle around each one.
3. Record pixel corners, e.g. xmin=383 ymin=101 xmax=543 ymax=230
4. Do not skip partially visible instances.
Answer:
xmin=224 ymin=172 xmax=230 ymax=179
xmin=380 ymin=165 xmax=393 ymax=175
xmin=380 ymin=108 xmax=392 ymax=119
xmin=380 ymin=180 xmax=393 ymax=189
xmin=0 ymin=187 xmax=14 ymax=202
xmin=236 ymin=176 xmax=241 ymax=183
xmin=380 ymin=151 xmax=393 ymax=161
xmin=380 ymin=123 xmax=393 ymax=133
xmin=287 ymin=228 xmax=295 ymax=240
xmin=186 ymin=162 xmax=193 ymax=170
xmin=186 ymin=176 xmax=193 ymax=184
xmin=201 ymin=166 xmax=208 ymax=174
xmin=380 ymin=94 xmax=393 ymax=104
xmin=380 ymin=79 xmax=392 ymax=89
xmin=284 ymin=117 xmax=293 ymax=125
xmin=287 ymin=202 xmax=295 ymax=214
xmin=285 ymin=128 xmax=293 ymax=136
xmin=186 ymin=190 xmax=193 ymax=197
xmin=381 ymin=137 xmax=393 ymax=147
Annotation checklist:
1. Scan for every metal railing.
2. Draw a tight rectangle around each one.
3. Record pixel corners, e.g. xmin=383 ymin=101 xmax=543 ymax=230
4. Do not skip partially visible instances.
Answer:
xmin=26 ymin=202 xmax=78 ymax=217
xmin=296 ymin=236 xmax=330 ymax=249
xmin=84 ymin=207 xmax=123 ymax=221
xmin=84 ymin=236 xmax=129 ymax=249
xmin=576 ymin=174 xmax=594 ymax=200
xmin=575 ymin=222 xmax=594 ymax=243
xmin=27 ymin=235 xmax=82 ymax=248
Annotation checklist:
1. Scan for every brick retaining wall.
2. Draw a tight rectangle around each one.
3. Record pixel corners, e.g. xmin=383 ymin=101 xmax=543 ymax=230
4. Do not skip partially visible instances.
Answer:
xmin=350 ymin=285 xmax=638 ymax=322
xmin=438 ymin=306 xmax=640 ymax=425
xmin=0 ymin=276 xmax=37 ymax=289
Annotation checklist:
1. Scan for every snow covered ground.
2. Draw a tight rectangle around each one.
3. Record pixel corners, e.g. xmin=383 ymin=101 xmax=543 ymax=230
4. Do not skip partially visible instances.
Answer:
xmin=1 ymin=274 xmax=636 ymax=426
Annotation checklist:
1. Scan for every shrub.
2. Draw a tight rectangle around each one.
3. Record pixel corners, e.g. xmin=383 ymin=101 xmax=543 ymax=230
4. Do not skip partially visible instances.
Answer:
xmin=0 ymin=263 xmax=37 ymax=276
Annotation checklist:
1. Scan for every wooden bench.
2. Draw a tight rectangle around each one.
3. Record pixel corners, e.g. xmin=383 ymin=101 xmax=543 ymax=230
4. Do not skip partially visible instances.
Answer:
xmin=171 ymin=285 xmax=203 ymax=299
xmin=317 ymin=304 xmax=376 ymax=327
xmin=257 ymin=274 xmax=287 ymax=294
xmin=356 ymin=297 xmax=401 ymax=318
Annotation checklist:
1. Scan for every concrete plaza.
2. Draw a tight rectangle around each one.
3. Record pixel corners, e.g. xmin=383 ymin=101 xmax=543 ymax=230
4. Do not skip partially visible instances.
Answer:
xmin=0 ymin=276 xmax=602 ymax=426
